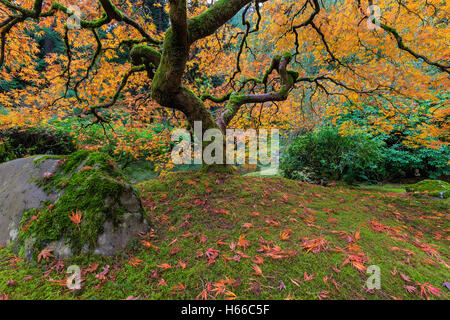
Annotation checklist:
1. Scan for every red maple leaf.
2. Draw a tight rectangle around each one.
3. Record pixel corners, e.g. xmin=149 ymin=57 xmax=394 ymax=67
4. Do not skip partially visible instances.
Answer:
xmin=69 ymin=209 xmax=82 ymax=227
xmin=37 ymin=249 xmax=54 ymax=263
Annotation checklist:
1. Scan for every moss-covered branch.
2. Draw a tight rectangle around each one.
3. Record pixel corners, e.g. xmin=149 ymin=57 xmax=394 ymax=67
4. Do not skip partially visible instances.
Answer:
xmin=379 ymin=22 xmax=449 ymax=74
xmin=360 ymin=0 xmax=449 ymax=74
xmin=130 ymin=45 xmax=161 ymax=68
xmin=187 ymin=0 xmax=253 ymax=44
xmin=151 ymin=0 xmax=190 ymax=108
xmin=217 ymin=53 xmax=297 ymax=131
xmin=88 ymin=65 xmax=146 ymax=122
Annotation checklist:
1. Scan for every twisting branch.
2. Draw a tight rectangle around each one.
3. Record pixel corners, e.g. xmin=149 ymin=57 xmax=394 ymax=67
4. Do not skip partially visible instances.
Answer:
xmin=291 ymin=0 xmax=320 ymax=58
xmin=295 ymin=75 xmax=381 ymax=95
xmin=379 ymin=22 xmax=449 ymax=74
xmin=218 ymin=53 xmax=298 ymax=131
xmin=0 ymin=16 xmax=26 ymax=68
xmin=359 ymin=0 xmax=449 ymax=74
xmin=187 ymin=0 xmax=253 ymax=44
xmin=0 ymin=0 xmax=161 ymax=68
xmin=201 ymin=92 xmax=232 ymax=103
xmin=229 ymin=3 xmax=252 ymax=83
xmin=62 ymin=27 xmax=72 ymax=96
xmin=88 ymin=64 xmax=146 ymax=122
xmin=229 ymin=1 xmax=262 ymax=84
xmin=74 ymin=29 xmax=102 ymax=102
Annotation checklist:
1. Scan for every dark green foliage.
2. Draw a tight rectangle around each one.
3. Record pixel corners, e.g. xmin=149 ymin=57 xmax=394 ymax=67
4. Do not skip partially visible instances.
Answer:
xmin=280 ymin=127 xmax=386 ymax=184
xmin=383 ymin=144 xmax=449 ymax=180
xmin=281 ymin=123 xmax=449 ymax=184
xmin=34 ymin=27 xmax=66 ymax=71
xmin=145 ymin=0 xmax=169 ymax=32
xmin=0 ymin=127 xmax=77 ymax=163
xmin=0 ymin=78 xmax=27 ymax=93
xmin=329 ymin=94 xmax=449 ymax=180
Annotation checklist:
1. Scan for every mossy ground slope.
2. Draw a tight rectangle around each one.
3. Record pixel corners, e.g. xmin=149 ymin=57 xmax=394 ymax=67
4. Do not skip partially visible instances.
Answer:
xmin=406 ymin=179 xmax=450 ymax=199
xmin=0 ymin=172 xmax=449 ymax=300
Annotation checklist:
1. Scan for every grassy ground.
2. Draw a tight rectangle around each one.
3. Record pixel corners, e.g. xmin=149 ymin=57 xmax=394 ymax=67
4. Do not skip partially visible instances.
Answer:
xmin=357 ymin=183 xmax=406 ymax=193
xmin=0 ymin=172 xmax=449 ymax=300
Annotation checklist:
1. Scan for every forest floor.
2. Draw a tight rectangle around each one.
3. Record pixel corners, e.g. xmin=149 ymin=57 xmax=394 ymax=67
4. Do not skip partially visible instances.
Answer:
xmin=0 ymin=172 xmax=449 ymax=300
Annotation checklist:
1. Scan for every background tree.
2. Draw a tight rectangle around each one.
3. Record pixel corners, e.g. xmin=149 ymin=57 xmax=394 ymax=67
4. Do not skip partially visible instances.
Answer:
xmin=0 ymin=0 xmax=448 ymax=169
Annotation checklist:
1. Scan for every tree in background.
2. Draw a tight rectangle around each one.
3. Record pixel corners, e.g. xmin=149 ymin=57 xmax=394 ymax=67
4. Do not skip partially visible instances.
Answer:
xmin=0 ymin=0 xmax=448 ymax=169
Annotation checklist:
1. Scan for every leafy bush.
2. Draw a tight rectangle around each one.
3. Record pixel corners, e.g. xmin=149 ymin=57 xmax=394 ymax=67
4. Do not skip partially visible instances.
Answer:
xmin=0 ymin=127 xmax=76 ymax=163
xmin=46 ymin=116 xmax=173 ymax=169
xmin=315 ymin=94 xmax=450 ymax=183
xmin=383 ymin=144 xmax=449 ymax=180
xmin=280 ymin=127 xmax=386 ymax=184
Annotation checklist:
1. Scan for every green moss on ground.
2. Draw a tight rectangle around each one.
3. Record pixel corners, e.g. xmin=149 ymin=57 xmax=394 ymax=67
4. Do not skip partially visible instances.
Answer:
xmin=356 ymin=183 xmax=406 ymax=193
xmin=406 ymin=179 xmax=450 ymax=199
xmin=1 ymin=171 xmax=449 ymax=300
xmin=18 ymin=151 xmax=139 ymax=258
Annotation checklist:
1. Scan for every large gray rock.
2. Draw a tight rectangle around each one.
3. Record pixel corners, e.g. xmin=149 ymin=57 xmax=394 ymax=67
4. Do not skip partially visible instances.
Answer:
xmin=0 ymin=156 xmax=60 ymax=246
xmin=0 ymin=153 xmax=149 ymax=258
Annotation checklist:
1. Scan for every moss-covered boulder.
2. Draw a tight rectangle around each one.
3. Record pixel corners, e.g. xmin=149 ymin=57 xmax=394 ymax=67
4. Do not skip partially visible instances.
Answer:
xmin=405 ymin=179 xmax=450 ymax=199
xmin=0 ymin=151 xmax=149 ymax=260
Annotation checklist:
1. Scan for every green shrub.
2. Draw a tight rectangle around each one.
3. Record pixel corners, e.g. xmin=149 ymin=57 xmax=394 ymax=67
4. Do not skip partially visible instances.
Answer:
xmin=280 ymin=127 xmax=386 ymax=184
xmin=0 ymin=141 xmax=15 ymax=163
xmin=320 ymin=94 xmax=450 ymax=182
xmin=383 ymin=144 xmax=449 ymax=180
xmin=46 ymin=116 xmax=172 ymax=168
xmin=0 ymin=127 xmax=76 ymax=163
